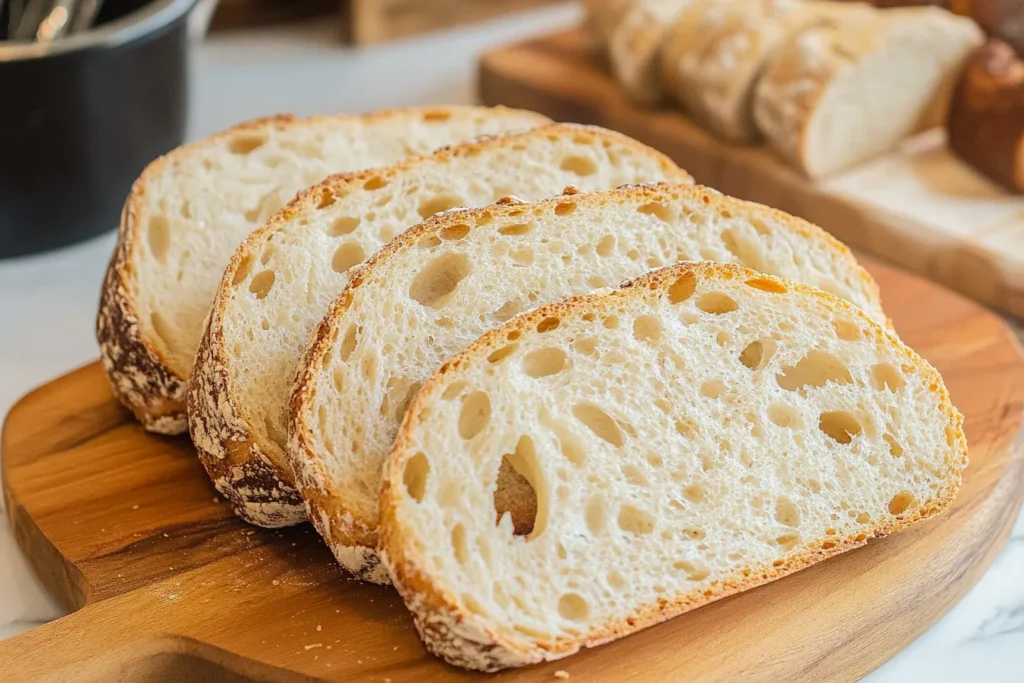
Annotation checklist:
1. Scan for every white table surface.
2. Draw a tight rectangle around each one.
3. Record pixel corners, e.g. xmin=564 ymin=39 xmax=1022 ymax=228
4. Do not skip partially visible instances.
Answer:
xmin=1 ymin=5 xmax=1022 ymax=679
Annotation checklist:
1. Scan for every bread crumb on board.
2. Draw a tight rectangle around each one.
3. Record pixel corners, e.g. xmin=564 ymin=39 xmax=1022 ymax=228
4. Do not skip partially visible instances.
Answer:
xmin=555 ymin=671 xmax=570 ymax=679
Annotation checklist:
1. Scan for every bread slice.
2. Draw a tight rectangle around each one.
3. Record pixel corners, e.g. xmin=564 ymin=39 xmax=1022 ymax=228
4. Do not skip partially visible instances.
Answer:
xmin=753 ymin=6 xmax=983 ymax=178
xmin=378 ymin=261 xmax=966 ymax=671
xmin=96 ymin=106 xmax=551 ymax=434
xmin=187 ymin=124 xmax=691 ymax=529
xmin=660 ymin=0 xmax=877 ymax=143
xmin=608 ymin=0 xmax=694 ymax=105
xmin=289 ymin=183 xmax=886 ymax=583
xmin=582 ymin=0 xmax=635 ymax=53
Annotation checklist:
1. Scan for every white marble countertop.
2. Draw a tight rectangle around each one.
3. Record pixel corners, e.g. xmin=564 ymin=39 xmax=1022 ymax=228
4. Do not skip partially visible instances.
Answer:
xmin=1 ymin=5 xmax=1023 ymax=679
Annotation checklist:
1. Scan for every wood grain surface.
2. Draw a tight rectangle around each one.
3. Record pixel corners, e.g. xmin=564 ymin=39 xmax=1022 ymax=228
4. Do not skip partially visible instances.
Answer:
xmin=0 ymin=258 xmax=1021 ymax=681
xmin=478 ymin=29 xmax=1024 ymax=320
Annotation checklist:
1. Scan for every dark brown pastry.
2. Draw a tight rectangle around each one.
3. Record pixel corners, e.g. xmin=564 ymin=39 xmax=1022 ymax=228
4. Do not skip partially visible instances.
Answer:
xmin=947 ymin=39 xmax=1024 ymax=191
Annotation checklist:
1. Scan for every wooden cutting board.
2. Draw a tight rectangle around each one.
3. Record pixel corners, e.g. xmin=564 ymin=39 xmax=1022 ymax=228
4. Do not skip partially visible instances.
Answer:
xmin=1 ymin=258 xmax=1022 ymax=682
xmin=479 ymin=29 xmax=1024 ymax=320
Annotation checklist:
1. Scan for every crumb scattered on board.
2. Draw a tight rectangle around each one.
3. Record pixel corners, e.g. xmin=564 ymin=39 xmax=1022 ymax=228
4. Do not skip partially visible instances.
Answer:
xmin=304 ymin=643 xmax=323 ymax=651
xmin=554 ymin=671 xmax=570 ymax=679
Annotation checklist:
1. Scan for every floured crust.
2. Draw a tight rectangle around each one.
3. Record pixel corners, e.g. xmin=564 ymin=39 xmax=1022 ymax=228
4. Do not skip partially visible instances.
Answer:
xmin=378 ymin=261 xmax=967 ymax=671
xmin=97 ymin=106 xmax=550 ymax=435
xmin=192 ymin=123 xmax=689 ymax=531
xmin=289 ymin=182 xmax=886 ymax=583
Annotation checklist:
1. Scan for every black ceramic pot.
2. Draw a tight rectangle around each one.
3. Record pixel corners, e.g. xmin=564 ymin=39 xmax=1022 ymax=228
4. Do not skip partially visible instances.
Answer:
xmin=0 ymin=0 xmax=197 ymax=259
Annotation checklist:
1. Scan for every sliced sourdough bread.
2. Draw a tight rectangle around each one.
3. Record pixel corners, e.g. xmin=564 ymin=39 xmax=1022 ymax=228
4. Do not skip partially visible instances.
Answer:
xmin=378 ymin=261 xmax=966 ymax=671
xmin=290 ymin=183 xmax=886 ymax=582
xmin=187 ymin=124 xmax=692 ymax=529
xmin=753 ymin=6 xmax=982 ymax=178
xmin=660 ymin=0 xmax=877 ymax=143
xmin=97 ymin=106 xmax=550 ymax=434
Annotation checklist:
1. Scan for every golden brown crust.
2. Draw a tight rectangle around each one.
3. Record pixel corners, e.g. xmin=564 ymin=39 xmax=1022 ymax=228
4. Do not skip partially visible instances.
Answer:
xmin=378 ymin=261 xmax=967 ymax=671
xmin=947 ymin=39 xmax=1024 ymax=192
xmin=192 ymin=122 xmax=687 ymax=532
xmin=289 ymin=181 xmax=888 ymax=582
xmin=97 ymin=106 xmax=550 ymax=436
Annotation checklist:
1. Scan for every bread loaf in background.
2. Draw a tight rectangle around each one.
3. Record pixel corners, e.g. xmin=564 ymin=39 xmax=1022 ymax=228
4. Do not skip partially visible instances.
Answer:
xmin=753 ymin=6 xmax=983 ymax=177
xmin=947 ymin=39 xmax=1024 ymax=191
xmin=608 ymin=0 xmax=694 ymax=104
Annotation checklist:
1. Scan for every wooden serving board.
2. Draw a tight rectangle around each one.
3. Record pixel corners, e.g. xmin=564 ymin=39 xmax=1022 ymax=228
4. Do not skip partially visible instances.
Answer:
xmin=479 ymin=29 xmax=1024 ymax=320
xmin=1 ymin=259 xmax=1023 ymax=682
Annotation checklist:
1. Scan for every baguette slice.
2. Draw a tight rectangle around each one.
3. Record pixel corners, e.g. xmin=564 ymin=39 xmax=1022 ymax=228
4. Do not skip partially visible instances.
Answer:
xmin=290 ymin=183 xmax=886 ymax=582
xmin=753 ymin=6 xmax=982 ymax=177
xmin=608 ymin=0 xmax=695 ymax=105
xmin=379 ymin=262 xmax=966 ymax=671
xmin=97 ymin=106 xmax=550 ymax=434
xmin=660 ymin=0 xmax=877 ymax=143
xmin=188 ymin=124 xmax=691 ymax=529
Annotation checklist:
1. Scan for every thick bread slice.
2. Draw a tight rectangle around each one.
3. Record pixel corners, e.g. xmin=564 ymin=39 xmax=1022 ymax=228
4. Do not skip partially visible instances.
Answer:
xmin=97 ymin=106 xmax=550 ymax=434
xmin=290 ymin=183 xmax=886 ymax=583
xmin=753 ymin=7 xmax=983 ymax=178
xmin=608 ymin=0 xmax=695 ymax=105
xmin=660 ymin=0 xmax=877 ymax=143
xmin=187 ymin=124 xmax=691 ymax=529
xmin=378 ymin=261 xmax=966 ymax=671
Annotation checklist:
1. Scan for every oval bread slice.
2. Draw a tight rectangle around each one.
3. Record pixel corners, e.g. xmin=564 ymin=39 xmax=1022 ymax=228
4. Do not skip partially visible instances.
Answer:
xmin=379 ymin=261 xmax=966 ymax=671
xmin=289 ymin=183 xmax=885 ymax=582
xmin=97 ymin=106 xmax=551 ymax=434
xmin=187 ymin=123 xmax=692 ymax=529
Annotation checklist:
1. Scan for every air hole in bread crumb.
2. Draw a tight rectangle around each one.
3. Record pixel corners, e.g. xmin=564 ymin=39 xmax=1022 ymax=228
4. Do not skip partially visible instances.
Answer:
xmin=740 ymin=339 xmax=776 ymax=370
xmin=149 ymin=312 xmax=173 ymax=352
xmin=418 ymin=194 xmax=465 ymax=220
xmin=777 ymin=351 xmax=852 ymax=392
xmin=856 ymin=512 xmax=871 ymax=524
xmin=510 ymin=246 xmax=534 ymax=266
xmin=618 ymin=505 xmax=655 ymax=535
xmin=451 ymin=523 xmax=470 ymax=565
xmin=603 ymin=316 xmax=620 ymax=329
xmin=638 ymin=202 xmax=673 ymax=222
xmin=700 ymin=380 xmax=725 ymax=399
xmin=492 ymin=300 xmax=522 ymax=323
xmin=558 ymin=593 xmax=590 ymax=621
xmin=329 ymin=216 xmax=360 ymax=236
xmin=622 ymin=464 xmax=648 ymax=487
xmin=573 ymin=337 xmax=598 ymax=356
xmin=775 ymin=497 xmax=801 ymax=527
xmin=228 ymin=134 xmax=265 ymax=154
xmin=776 ymin=532 xmax=801 ymax=551
xmin=683 ymin=484 xmax=706 ymax=503
xmin=833 ymin=320 xmax=861 ymax=341
xmin=573 ymin=403 xmax=624 ymax=447
xmin=440 ymin=224 xmax=470 ymax=241
xmin=363 ymin=176 xmax=388 ymax=191
xmin=423 ymin=110 xmax=452 ymax=122
xmin=871 ymin=364 xmax=905 ymax=392
xmin=647 ymin=453 xmax=664 ymax=468
xmin=248 ymin=270 xmax=276 ymax=299
xmin=147 ymin=215 xmax=171 ymax=263
xmin=884 ymin=433 xmax=904 ymax=457
xmin=487 ymin=343 xmax=519 ymax=364
xmin=403 ymin=453 xmax=430 ymax=502
xmin=458 ymin=392 xmax=491 ymax=440
xmin=317 ymin=190 xmax=336 ymax=209
xmin=745 ymin=277 xmax=787 ymax=294
xmin=697 ymin=292 xmax=738 ymax=314
xmin=232 ymin=255 xmax=254 ymax=286
xmin=498 ymin=222 xmax=531 ymax=236
xmin=380 ymin=377 xmax=421 ymax=423
xmin=409 ymin=253 xmax=471 ymax=309
xmin=585 ymin=495 xmax=607 ymax=534
xmin=668 ymin=273 xmax=697 ymax=304
xmin=768 ymin=404 xmax=801 ymax=429
xmin=494 ymin=436 xmax=544 ymax=537
xmin=546 ymin=419 xmax=586 ymax=466
xmin=673 ymin=560 xmax=710 ymax=582
xmin=442 ymin=381 xmax=466 ymax=400
xmin=537 ymin=317 xmax=561 ymax=333
xmin=418 ymin=234 xmax=441 ymax=248
xmin=819 ymin=411 xmax=862 ymax=444
xmin=339 ymin=324 xmax=357 ymax=361
xmin=596 ymin=235 xmax=615 ymax=257
xmin=560 ymin=155 xmax=598 ymax=176
xmin=332 ymin=242 xmax=365 ymax=274
xmin=807 ymin=479 xmax=822 ymax=493
xmin=632 ymin=315 xmax=663 ymax=345
xmin=523 ymin=348 xmax=568 ymax=378
xmin=889 ymin=491 xmax=914 ymax=515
